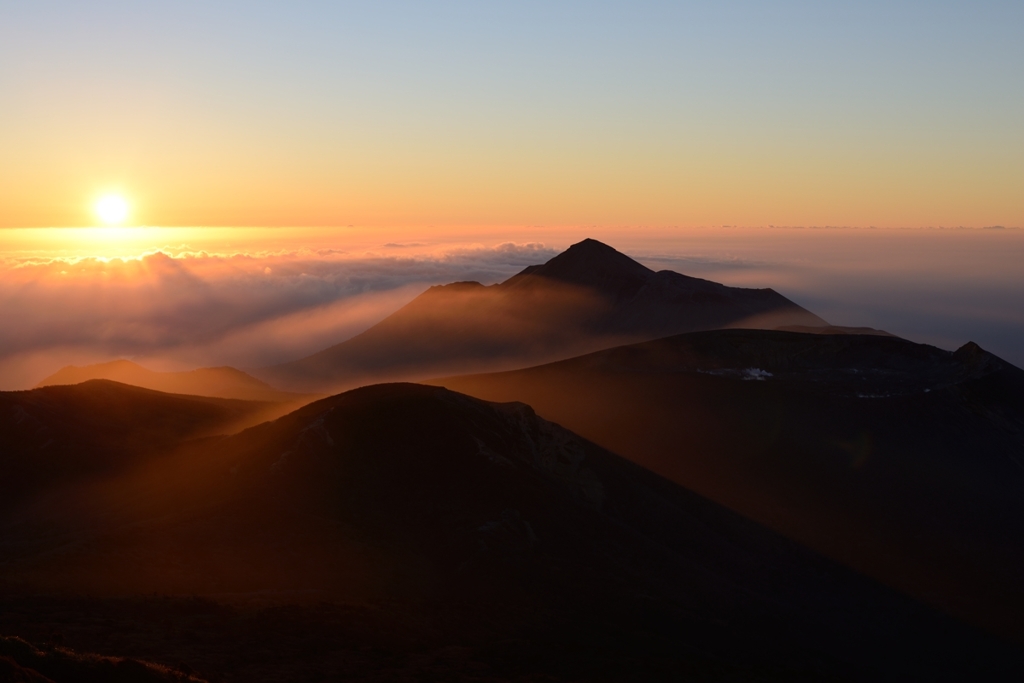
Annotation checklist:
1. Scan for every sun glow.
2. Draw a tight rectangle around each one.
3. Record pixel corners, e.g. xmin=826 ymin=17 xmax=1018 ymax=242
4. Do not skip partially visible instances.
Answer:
xmin=94 ymin=194 xmax=130 ymax=225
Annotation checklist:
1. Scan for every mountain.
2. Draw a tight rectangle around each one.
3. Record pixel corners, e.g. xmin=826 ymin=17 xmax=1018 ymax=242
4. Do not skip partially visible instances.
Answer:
xmin=37 ymin=359 xmax=308 ymax=403
xmin=257 ymin=239 xmax=827 ymax=393
xmin=2 ymin=382 xmax=1020 ymax=680
xmin=433 ymin=329 xmax=1024 ymax=643
xmin=0 ymin=635 xmax=205 ymax=683
xmin=0 ymin=380 xmax=294 ymax=510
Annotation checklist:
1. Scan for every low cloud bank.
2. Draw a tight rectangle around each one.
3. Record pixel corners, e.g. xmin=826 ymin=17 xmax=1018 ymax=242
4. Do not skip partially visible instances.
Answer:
xmin=638 ymin=249 xmax=1024 ymax=371
xmin=0 ymin=242 xmax=558 ymax=389
xmin=2 ymin=229 xmax=1022 ymax=390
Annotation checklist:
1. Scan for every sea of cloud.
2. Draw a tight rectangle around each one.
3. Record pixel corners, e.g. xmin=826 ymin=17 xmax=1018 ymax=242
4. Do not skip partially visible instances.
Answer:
xmin=1 ymin=228 xmax=1022 ymax=390
xmin=0 ymin=241 xmax=558 ymax=389
xmin=635 ymin=227 xmax=1024 ymax=371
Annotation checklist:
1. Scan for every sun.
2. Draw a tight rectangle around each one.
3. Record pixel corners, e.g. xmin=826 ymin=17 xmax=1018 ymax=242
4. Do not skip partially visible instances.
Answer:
xmin=94 ymin=194 xmax=130 ymax=225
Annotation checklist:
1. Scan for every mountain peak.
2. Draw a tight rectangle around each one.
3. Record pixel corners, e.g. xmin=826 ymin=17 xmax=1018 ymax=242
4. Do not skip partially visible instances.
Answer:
xmin=544 ymin=238 xmax=653 ymax=278
xmin=502 ymin=238 xmax=653 ymax=299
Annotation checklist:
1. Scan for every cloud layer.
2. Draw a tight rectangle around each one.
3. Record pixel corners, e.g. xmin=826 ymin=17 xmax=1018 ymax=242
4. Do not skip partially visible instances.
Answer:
xmin=1 ymin=228 xmax=1022 ymax=390
xmin=0 ymin=242 xmax=557 ymax=388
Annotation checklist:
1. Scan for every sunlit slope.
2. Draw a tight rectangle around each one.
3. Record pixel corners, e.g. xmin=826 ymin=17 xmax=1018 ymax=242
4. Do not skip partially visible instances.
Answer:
xmin=0 ymin=382 xmax=1019 ymax=680
xmin=38 ymin=359 xmax=307 ymax=403
xmin=0 ymin=380 xmax=284 ymax=510
xmin=434 ymin=329 xmax=1024 ymax=642
xmin=259 ymin=239 xmax=827 ymax=393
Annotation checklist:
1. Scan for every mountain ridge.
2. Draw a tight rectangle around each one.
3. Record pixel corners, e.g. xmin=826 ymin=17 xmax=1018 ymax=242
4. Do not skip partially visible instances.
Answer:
xmin=1 ymin=380 xmax=1020 ymax=680
xmin=37 ymin=360 xmax=308 ymax=403
xmin=0 ymin=379 xmax=292 ymax=510
xmin=258 ymin=239 xmax=829 ymax=392
xmin=432 ymin=328 xmax=1024 ymax=643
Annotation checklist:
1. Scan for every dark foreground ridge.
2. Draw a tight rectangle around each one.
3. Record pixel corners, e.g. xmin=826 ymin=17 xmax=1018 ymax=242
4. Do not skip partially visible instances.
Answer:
xmin=258 ymin=238 xmax=827 ymax=393
xmin=436 ymin=328 xmax=1024 ymax=644
xmin=1 ymin=381 xmax=1021 ymax=681
xmin=0 ymin=380 xmax=290 ymax=511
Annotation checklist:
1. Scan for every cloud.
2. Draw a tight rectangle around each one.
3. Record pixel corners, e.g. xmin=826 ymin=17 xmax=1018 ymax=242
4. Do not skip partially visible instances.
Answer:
xmin=2 ymin=228 xmax=1021 ymax=389
xmin=631 ymin=245 xmax=1024 ymax=371
xmin=0 ymin=242 xmax=558 ymax=388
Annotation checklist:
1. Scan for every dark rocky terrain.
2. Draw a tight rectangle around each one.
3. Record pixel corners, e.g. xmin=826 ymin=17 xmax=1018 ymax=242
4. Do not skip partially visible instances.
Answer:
xmin=436 ymin=329 xmax=1024 ymax=642
xmin=258 ymin=239 xmax=826 ymax=393
xmin=1 ymin=381 xmax=1021 ymax=681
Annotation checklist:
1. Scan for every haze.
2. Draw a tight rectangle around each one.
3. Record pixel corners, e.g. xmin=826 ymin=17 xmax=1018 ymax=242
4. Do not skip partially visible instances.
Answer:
xmin=3 ymin=3 xmax=1022 ymax=387
xmin=1 ymin=225 xmax=1022 ymax=389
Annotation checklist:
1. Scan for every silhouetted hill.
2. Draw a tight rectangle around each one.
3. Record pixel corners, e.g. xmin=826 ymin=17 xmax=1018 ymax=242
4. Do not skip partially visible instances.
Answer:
xmin=37 ymin=360 xmax=307 ymax=403
xmin=0 ymin=380 xmax=289 ymax=509
xmin=1 ymin=383 xmax=1021 ymax=680
xmin=258 ymin=239 xmax=827 ymax=392
xmin=434 ymin=329 xmax=1024 ymax=643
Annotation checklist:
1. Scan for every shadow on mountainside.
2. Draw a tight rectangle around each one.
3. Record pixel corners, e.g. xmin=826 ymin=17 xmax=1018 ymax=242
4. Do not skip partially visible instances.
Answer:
xmin=0 ymin=381 xmax=1021 ymax=681
xmin=435 ymin=328 xmax=1024 ymax=644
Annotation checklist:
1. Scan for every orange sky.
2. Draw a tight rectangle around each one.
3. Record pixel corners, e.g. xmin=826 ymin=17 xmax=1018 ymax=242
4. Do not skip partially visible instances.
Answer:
xmin=3 ymin=128 xmax=1021 ymax=230
xmin=2 ymin=3 xmax=1022 ymax=230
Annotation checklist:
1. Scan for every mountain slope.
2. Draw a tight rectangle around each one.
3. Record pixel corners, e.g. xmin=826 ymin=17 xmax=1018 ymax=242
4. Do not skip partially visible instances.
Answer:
xmin=0 ymin=380 xmax=291 ymax=510
xmin=37 ymin=360 xmax=306 ymax=403
xmin=434 ymin=329 xmax=1024 ymax=643
xmin=1 ymin=382 xmax=1020 ymax=681
xmin=258 ymin=239 xmax=827 ymax=392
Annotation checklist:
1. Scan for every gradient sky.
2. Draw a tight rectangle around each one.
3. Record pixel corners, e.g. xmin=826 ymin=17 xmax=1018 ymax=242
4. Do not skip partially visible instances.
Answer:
xmin=2 ymin=1 xmax=1022 ymax=228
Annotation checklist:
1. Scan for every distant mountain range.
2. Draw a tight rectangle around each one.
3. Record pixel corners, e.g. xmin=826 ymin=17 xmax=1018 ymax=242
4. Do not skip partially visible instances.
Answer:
xmin=256 ymin=239 xmax=829 ymax=393
xmin=33 ymin=239 xmax=829 ymax=401
xmin=1 ymin=380 xmax=1019 ymax=681
xmin=435 ymin=328 xmax=1024 ymax=643
xmin=36 ymin=359 xmax=309 ymax=403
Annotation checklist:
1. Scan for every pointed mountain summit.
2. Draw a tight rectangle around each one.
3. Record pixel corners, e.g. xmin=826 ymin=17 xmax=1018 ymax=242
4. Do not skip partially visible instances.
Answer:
xmin=258 ymin=239 xmax=828 ymax=393
xmin=502 ymin=237 xmax=654 ymax=300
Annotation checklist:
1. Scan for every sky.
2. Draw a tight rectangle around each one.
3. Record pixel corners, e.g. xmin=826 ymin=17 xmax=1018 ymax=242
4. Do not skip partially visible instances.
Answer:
xmin=2 ymin=1 xmax=1022 ymax=228
xmin=0 ymin=2 xmax=1022 ymax=387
